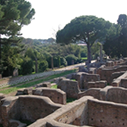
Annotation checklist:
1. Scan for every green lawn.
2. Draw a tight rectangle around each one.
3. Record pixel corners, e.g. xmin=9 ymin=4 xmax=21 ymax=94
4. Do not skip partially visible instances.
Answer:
xmin=0 ymin=69 xmax=77 ymax=94
xmin=81 ymin=57 xmax=87 ymax=60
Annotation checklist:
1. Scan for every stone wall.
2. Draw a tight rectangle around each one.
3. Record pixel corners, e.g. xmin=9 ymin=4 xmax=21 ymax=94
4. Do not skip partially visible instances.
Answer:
xmin=111 ymin=71 xmax=125 ymax=82
xmin=120 ymin=78 xmax=127 ymax=88
xmin=106 ymin=87 xmax=127 ymax=104
xmin=88 ymin=99 xmax=127 ymax=127
xmin=97 ymin=65 xmax=127 ymax=84
xmin=78 ymin=86 xmax=127 ymax=105
xmin=78 ymin=88 xmax=101 ymax=100
xmin=28 ymin=96 xmax=127 ymax=127
xmin=71 ymin=72 xmax=86 ymax=89
xmin=87 ymin=80 xmax=107 ymax=89
xmin=112 ymin=71 xmax=127 ymax=86
xmin=1 ymin=95 xmax=62 ymax=127
xmin=57 ymin=79 xmax=81 ymax=99
xmin=82 ymin=73 xmax=100 ymax=89
xmin=33 ymin=88 xmax=66 ymax=104
xmin=28 ymin=96 xmax=93 ymax=127
xmin=16 ymin=87 xmax=33 ymax=96
xmin=0 ymin=94 xmax=5 ymax=124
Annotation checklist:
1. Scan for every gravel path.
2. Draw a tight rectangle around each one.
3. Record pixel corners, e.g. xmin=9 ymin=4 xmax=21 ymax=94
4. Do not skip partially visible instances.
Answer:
xmin=0 ymin=62 xmax=88 ymax=88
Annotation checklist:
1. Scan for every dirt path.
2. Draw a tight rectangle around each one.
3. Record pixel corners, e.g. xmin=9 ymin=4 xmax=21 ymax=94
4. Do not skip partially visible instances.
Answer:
xmin=0 ymin=62 xmax=88 ymax=88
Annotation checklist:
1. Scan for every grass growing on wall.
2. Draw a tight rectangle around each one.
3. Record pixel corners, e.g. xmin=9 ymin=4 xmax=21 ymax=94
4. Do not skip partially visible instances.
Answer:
xmin=51 ymin=85 xmax=57 ymax=89
xmin=0 ymin=69 xmax=77 ymax=94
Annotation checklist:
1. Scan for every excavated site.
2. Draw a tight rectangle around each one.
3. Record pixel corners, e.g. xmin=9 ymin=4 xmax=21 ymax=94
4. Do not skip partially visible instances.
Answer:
xmin=1 ymin=58 xmax=127 ymax=127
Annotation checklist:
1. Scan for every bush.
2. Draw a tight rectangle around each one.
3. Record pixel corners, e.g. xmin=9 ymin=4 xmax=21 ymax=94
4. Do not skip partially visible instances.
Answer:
xmin=81 ymin=52 xmax=87 ymax=57
xmin=60 ymin=57 xmax=67 ymax=66
xmin=39 ymin=60 xmax=48 ymax=72
xmin=65 ymin=54 xmax=78 ymax=65
xmin=20 ymin=57 xmax=33 ymax=75
xmin=76 ymin=58 xmax=84 ymax=63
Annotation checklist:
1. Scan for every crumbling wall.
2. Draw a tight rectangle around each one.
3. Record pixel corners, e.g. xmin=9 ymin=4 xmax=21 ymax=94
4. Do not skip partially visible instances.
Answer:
xmin=0 ymin=93 xmax=5 ymax=124
xmin=88 ymin=99 xmax=127 ymax=127
xmin=33 ymin=88 xmax=66 ymax=104
xmin=1 ymin=96 xmax=20 ymax=127
xmin=106 ymin=87 xmax=127 ymax=104
xmin=19 ymin=95 xmax=62 ymax=122
xmin=57 ymin=79 xmax=81 ymax=98
xmin=28 ymin=96 xmax=93 ymax=127
xmin=97 ymin=65 xmax=127 ymax=84
xmin=87 ymin=81 xmax=107 ymax=89
xmin=1 ymin=95 xmax=62 ymax=127
xmin=112 ymin=71 xmax=127 ymax=86
xmin=82 ymin=73 xmax=100 ymax=89
xmin=111 ymin=71 xmax=125 ymax=82
xmin=78 ymin=88 xmax=101 ymax=100
xmin=71 ymin=72 xmax=86 ymax=89
xmin=78 ymin=86 xmax=127 ymax=105
xmin=120 ymin=78 xmax=127 ymax=88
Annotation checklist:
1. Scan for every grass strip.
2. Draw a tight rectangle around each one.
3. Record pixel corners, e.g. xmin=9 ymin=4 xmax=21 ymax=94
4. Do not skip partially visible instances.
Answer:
xmin=81 ymin=57 xmax=87 ymax=60
xmin=0 ymin=69 xmax=76 ymax=94
xmin=51 ymin=85 xmax=57 ymax=89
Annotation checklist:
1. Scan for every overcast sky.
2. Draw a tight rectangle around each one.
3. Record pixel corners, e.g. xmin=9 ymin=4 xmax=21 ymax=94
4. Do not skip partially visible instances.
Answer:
xmin=21 ymin=0 xmax=127 ymax=39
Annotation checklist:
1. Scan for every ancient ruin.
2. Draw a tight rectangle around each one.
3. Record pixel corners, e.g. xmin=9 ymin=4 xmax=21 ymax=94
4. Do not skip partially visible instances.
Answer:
xmin=1 ymin=58 xmax=127 ymax=127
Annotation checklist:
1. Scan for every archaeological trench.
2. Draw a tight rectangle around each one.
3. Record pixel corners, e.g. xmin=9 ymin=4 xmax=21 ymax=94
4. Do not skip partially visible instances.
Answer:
xmin=1 ymin=58 xmax=127 ymax=127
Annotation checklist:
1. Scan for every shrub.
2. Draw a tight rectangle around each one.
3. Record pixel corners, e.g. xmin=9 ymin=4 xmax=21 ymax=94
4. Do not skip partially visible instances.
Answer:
xmin=60 ymin=57 xmax=67 ymax=66
xmin=20 ymin=57 xmax=33 ymax=75
xmin=39 ymin=60 xmax=48 ymax=72
xmin=65 ymin=54 xmax=78 ymax=65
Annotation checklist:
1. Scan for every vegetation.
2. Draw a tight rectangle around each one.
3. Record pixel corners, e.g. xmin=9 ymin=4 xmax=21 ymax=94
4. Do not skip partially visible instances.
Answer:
xmin=1 ymin=3 xmax=126 ymax=78
xmin=0 ymin=0 xmax=35 ymax=75
xmin=51 ymin=85 xmax=57 ymax=89
xmin=67 ymin=98 xmax=76 ymax=103
xmin=0 ymin=69 xmax=77 ymax=94
xmin=56 ymin=16 xmax=117 ymax=64
xmin=103 ymin=14 xmax=127 ymax=58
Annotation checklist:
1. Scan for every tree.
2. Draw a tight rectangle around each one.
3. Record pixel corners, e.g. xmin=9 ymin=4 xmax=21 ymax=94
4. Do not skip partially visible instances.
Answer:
xmin=20 ymin=56 xmax=33 ymax=75
xmin=56 ymin=16 xmax=116 ymax=64
xmin=39 ymin=60 xmax=48 ymax=72
xmin=103 ymin=14 xmax=127 ymax=58
xmin=25 ymin=48 xmax=39 ymax=73
xmin=0 ymin=0 xmax=35 ymax=73
xmin=1 ymin=43 xmax=24 ymax=76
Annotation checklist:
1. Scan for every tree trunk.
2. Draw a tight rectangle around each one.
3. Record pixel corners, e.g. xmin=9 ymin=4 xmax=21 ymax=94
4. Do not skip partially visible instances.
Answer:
xmin=0 ymin=35 xmax=1 ymax=67
xmin=51 ymin=56 xmax=54 ymax=70
xmin=35 ymin=58 xmax=38 ymax=73
xmin=87 ymin=43 xmax=91 ymax=64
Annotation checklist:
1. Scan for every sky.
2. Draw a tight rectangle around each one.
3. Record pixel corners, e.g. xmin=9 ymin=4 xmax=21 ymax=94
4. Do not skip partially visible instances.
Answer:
xmin=21 ymin=0 xmax=127 ymax=39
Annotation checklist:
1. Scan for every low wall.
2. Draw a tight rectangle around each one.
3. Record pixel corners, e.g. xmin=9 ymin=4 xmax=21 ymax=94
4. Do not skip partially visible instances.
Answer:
xmin=1 ymin=95 xmax=62 ymax=127
xmin=29 ymin=96 xmax=127 ymax=127
xmin=0 ymin=94 xmax=6 ymax=124
xmin=82 ymin=73 xmax=100 ymax=89
xmin=78 ymin=86 xmax=127 ymax=105
xmin=112 ymin=71 xmax=127 ymax=86
xmin=106 ymin=87 xmax=127 ymax=104
xmin=28 ymin=96 xmax=93 ymax=127
xmin=120 ymin=78 xmax=127 ymax=88
xmin=87 ymin=80 xmax=107 ymax=89
xmin=88 ymin=99 xmax=127 ymax=127
xmin=78 ymin=88 xmax=101 ymax=100
xmin=58 ymin=79 xmax=81 ymax=99
xmin=33 ymin=88 xmax=66 ymax=104
xmin=97 ymin=65 xmax=127 ymax=84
